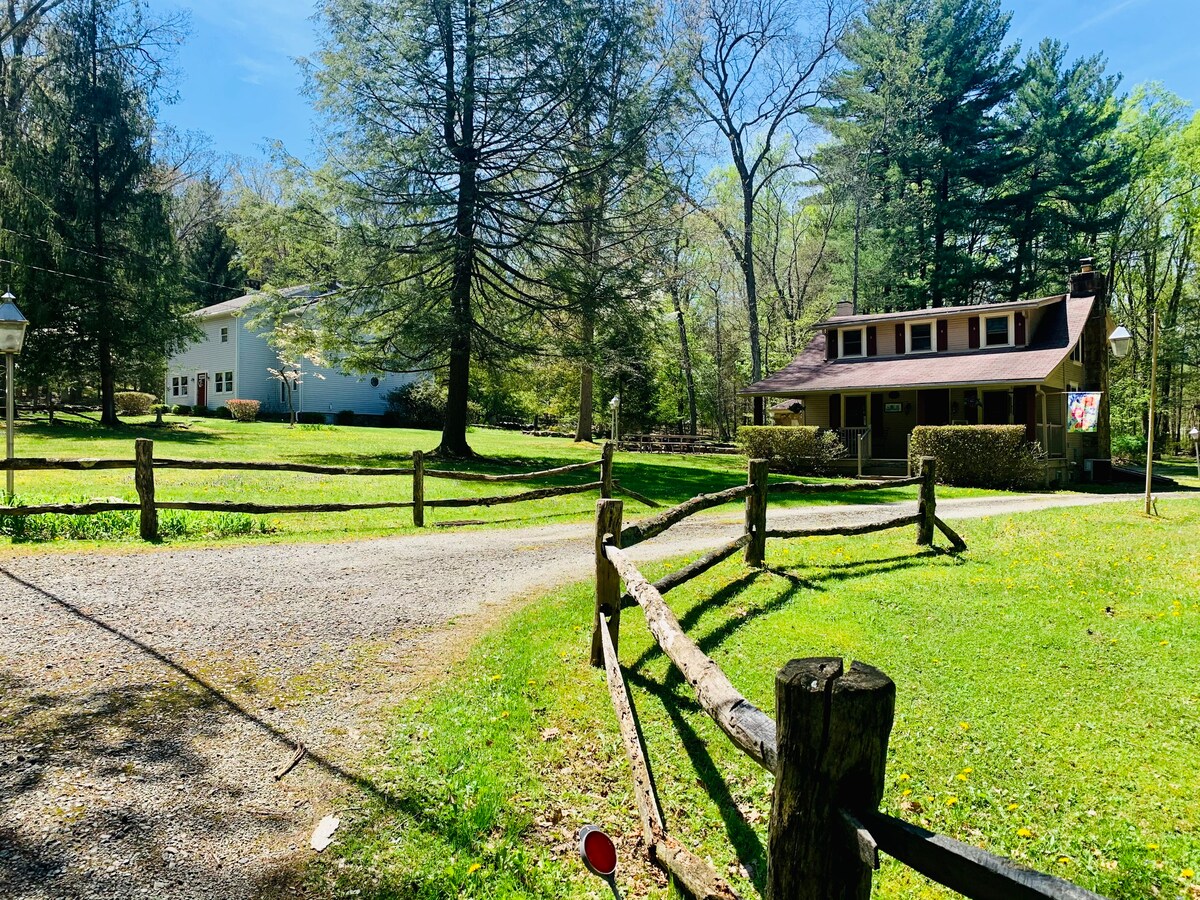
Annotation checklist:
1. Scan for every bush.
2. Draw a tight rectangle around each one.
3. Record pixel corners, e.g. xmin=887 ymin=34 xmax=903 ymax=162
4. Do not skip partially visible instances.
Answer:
xmin=386 ymin=380 xmax=444 ymax=429
xmin=115 ymin=391 xmax=156 ymax=416
xmin=737 ymin=426 xmax=846 ymax=475
xmin=173 ymin=404 xmax=191 ymax=416
xmin=335 ymin=409 xmax=356 ymax=426
xmin=297 ymin=411 xmax=327 ymax=424
xmin=1111 ymin=432 xmax=1146 ymax=465
xmin=226 ymin=399 xmax=260 ymax=423
xmin=215 ymin=405 xmax=233 ymax=419
xmin=191 ymin=404 xmax=209 ymax=417
xmin=909 ymin=425 xmax=1045 ymax=490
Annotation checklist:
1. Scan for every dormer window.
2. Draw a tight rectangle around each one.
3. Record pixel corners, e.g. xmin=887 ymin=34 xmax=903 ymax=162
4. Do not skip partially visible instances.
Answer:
xmin=985 ymin=314 xmax=1012 ymax=347
xmin=840 ymin=328 xmax=864 ymax=357
xmin=908 ymin=322 xmax=933 ymax=353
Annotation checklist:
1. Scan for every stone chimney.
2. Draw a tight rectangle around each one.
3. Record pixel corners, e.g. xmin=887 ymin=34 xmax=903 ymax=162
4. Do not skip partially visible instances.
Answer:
xmin=1069 ymin=258 xmax=1097 ymax=298
xmin=835 ymin=298 xmax=855 ymax=317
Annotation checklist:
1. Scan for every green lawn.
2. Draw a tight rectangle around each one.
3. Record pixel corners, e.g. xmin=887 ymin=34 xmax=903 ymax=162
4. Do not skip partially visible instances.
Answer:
xmin=298 ymin=497 xmax=1200 ymax=900
xmin=2 ymin=415 xmax=990 ymax=548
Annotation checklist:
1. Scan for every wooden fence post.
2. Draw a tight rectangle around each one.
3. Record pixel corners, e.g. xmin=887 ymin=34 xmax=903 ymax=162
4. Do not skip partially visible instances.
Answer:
xmin=744 ymin=458 xmax=769 ymax=567
xmin=591 ymin=499 xmax=623 ymax=668
xmin=600 ymin=441 xmax=614 ymax=499
xmin=767 ymin=658 xmax=895 ymax=900
xmin=411 ymin=450 xmax=425 ymax=527
xmin=134 ymin=438 xmax=158 ymax=542
xmin=916 ymin=455 xmax=936 ymax=546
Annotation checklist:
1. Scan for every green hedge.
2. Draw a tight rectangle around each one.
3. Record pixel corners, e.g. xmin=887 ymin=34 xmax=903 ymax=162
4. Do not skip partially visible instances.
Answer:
xmin=909 ymin=425 xmax=1044 ymax=490
xmin=737 ymin=426 xmax=845 ymax=475
xmin=114 ymin=391 xmax=156 ymax=416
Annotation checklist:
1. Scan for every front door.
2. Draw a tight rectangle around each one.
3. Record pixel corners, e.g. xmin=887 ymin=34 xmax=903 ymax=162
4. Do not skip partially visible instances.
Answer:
xmin=918 ymin=389 xmax=950 ymax=426
xmin=982 ymin=390 xmax=1009 ymax=425
xmin=844 ymin=395 xmax=868 ymax=428
xmin=196 ymin=373 xmax=208 ymax=408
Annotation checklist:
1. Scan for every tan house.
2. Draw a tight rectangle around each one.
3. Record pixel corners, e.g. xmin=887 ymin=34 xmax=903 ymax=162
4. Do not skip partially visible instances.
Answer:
xmin=743 ymin=274 xmax=1111 ymax=481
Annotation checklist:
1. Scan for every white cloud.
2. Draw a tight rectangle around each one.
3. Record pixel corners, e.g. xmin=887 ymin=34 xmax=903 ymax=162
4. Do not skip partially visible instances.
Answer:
xmin=1072 ymin=0 xmax=1148 ymax=33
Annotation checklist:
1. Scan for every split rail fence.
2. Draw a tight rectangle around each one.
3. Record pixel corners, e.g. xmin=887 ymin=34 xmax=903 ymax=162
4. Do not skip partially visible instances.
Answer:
xmin=590 ymin=457 xmax=1108 ymax=900
xmin=1 ymin=439 xmax=657 ymax=540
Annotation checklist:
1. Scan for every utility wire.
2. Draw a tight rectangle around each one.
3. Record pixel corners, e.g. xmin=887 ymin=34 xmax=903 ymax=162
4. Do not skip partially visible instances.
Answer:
xmin=0 ymin=225 xmax=248 ymax=295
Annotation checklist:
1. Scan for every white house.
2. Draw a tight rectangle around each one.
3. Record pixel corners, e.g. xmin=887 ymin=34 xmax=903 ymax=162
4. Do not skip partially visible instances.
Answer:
xmin=164 ymin=286 xmax=417 ymax=420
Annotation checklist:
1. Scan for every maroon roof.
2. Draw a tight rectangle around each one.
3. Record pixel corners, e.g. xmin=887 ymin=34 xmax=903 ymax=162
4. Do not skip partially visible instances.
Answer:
xmin=743 ymin=295 xmax=1094 ymax=396
xmin=813 ymin=293 xmax=1066 ymax=329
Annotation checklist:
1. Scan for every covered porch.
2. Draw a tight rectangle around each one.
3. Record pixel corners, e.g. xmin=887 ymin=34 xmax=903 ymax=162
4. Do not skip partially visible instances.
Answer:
xmin=774 ymin=385 xmax=1074 ymax=478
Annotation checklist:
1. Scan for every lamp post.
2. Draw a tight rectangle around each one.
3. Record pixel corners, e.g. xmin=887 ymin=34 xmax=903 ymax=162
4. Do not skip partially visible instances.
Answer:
xmin=1143 ymin=311 xmax=1160 ymax=515
xmin=0 ymin=292 xmax=29 ymax=499
xmin=608 ymin=394 xmax=620 ymax=447
xmin=1190 ymin=427 xmax=1199 ymax=479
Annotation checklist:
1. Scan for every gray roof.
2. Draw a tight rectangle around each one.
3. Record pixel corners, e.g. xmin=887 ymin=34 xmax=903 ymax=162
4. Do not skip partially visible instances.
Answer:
xmin=812 ymin=293 xmax=1066 ymax=330
xmin=193 ymin=285 xmax=333 ymax=320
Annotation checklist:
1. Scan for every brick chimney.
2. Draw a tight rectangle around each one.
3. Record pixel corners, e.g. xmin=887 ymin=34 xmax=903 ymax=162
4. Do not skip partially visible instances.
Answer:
xmin=835 ymin=298 xmax=855 ymax=317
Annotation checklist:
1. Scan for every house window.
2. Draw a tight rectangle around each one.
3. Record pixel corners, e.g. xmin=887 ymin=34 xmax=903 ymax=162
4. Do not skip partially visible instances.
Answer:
xmin=1071 ymin=337 xmax=1083 ymax=363
xmin=171 ymin=375 xmax=189 ymax=397
xmin=840 ymin=328 xmax=864 ymax=357
xmin=985 ymin=315 xmax=1011 ymax=347
xmin=215 ymin=371 xmax=234 ymax=393
xmin=171 ymin=376 xmax=181 ymax=397
xmin=220 ymin=326 xmax=229 ymax=343
xmin=908 ymin=322 xmax=933 ymax=353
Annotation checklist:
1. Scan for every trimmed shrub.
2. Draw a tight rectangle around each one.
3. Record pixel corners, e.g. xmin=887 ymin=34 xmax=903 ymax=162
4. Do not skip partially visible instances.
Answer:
xmin=909 ymin=425 xmax=1045 ymax=490
xmin=737 ymin=426 xmax=846 ymax=475
xmin=115 ymin=391 xmax=156 ymax=416
xmin=215 ymin=405 xmax=233 ymax=419
xmin=226 ymin=399 xmax=260 ymax=422
xmin=173 ymin=404 xmax=191 ymax=416
xmin=191 ymin=404 xmax=209 ymax=417
xmin=335 ymin=409 xmax=356 ymax=426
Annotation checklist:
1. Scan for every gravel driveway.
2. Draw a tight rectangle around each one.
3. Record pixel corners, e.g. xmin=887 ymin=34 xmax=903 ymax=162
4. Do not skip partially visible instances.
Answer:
xmin=0 ymin=491 xmax=1139 ymax=899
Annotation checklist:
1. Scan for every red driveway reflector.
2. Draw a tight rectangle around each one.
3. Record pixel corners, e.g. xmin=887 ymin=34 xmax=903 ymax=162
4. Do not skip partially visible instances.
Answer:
xmin=578 ymin=825 xmax=618 ymax=879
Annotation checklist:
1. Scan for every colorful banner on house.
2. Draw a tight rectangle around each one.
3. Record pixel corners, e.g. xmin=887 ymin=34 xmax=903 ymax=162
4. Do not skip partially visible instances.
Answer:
xmin=1067 ymin=392 xmax=1102 ymax=433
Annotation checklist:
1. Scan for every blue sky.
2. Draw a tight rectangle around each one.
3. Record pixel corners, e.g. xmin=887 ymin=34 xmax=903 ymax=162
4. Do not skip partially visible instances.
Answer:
xmin=151 ymin=0 xmax=1200 ymax=163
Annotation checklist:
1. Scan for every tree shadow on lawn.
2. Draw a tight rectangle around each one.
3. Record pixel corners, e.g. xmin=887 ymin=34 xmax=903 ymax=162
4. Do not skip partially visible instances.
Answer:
xmin=20 ymin=420 xmax=222 ymax=447
xmin=0 ymin=570 xmax=520 ymax=899
xmin=617 ymin=549 xmax=951 ymax=891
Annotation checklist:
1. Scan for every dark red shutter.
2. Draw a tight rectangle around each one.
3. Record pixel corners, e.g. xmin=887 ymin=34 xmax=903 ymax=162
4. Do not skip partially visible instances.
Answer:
xmin=866 ymin=326 xmax=877 ymax=357
xmin=968 ymin=316 xmax=980 ymax=349
xmin=936 ymin=319 xmax=948 ymax=352
xmin=826 ymin=329 xmax=838 ymax=360
xmin=829 ymin=394 xmax=841 ymax=429
xmin=1015 ymin=312 xmax=1026 ymax=346
xmin=895 ymin=323 xmax=905 ymax=355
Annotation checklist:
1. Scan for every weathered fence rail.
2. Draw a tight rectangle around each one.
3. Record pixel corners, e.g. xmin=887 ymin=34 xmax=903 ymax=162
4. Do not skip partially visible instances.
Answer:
xmin=588 ymin=460 xmax=1109 ymax=899
xmin=0 ymin=439 xmax=657 ymax=540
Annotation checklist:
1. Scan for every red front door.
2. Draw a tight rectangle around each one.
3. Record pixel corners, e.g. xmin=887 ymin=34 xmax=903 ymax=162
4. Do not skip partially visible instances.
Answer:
xmin=196 ymin=374 xmax=208 ymax=408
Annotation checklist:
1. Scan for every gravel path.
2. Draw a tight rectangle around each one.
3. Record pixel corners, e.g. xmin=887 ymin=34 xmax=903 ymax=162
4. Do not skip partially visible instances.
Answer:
xmin=0 ymin=491 xmax=1139 ymax=899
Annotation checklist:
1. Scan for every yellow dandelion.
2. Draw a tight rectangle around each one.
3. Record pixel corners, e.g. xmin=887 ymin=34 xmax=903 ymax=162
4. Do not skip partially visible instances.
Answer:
xmin=1182 ymin=868 xmax=1195 ymax=879
xmin=898 ymin=773 xmax=911 ymax=782
xmin=959 ymin=722 xmax=970 ymax=730
xmin=1146 ymin=843 xmax=1159 ymax=850
xmin=468 ymin=863 xmax=482 ymax=874
xmin=945 ymin=796 xmax=958 ymax=807
xmin=491 ymin=674 xmax=502 ymax=681
xmin=956 ymin=773 xmax=968 ymax=782
xmin=901 ymin=789 xmax=912 ymax=797
xmin=1057 ymin=857 xmax=1071 ymax=865
xmin=1017 ymin=828 xmax=1032 ymax=838
xmin=500 ymin=710 xmax=510 ymax=718
xmin=1160 ymin=640 xmax=1170 ymax=646
xmin=1006 ymin=803 xmax=1020 ymax=811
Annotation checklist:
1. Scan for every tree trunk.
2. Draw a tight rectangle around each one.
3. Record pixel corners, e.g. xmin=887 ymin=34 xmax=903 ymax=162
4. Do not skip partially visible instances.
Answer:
xmin=670 ymin=284 xmax=698 ymax=436
xmin=740 ymin=174 xmax=764 ymax=423
xmin=575 ymin=314 xmax=594 ymax=442
xmin=88 ymin=1 xmax=118 ymax=429
xmin=437 ymin=0 xmax=477 ymax=459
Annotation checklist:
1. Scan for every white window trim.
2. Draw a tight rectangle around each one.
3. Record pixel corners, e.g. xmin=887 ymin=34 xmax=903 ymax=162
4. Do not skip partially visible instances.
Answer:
xmin=220 ymin=326 xmax=229 ymax=343
xmin=839 ymin=327 xmax=865 ymax=358
xmin=1070 ymin=335 xmax=1083 ymax=363
xmin=214 ymin=371 xmax=234 ymax=394
xmin=983 ymin=312 xmax=1014 ymax=348
xmin=906 ymin=320 xmax=936 ymax=355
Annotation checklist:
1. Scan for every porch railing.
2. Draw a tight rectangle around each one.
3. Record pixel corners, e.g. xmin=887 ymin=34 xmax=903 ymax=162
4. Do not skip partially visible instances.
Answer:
xmin=835 ymin=426 xmax=872 ymax=474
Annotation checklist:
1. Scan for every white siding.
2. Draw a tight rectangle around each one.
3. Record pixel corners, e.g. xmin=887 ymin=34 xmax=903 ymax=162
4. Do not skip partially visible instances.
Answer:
xmin=166 ymin=313 xmax=420 ymax=417
xmin=164 ymin=315 xmax=237 ymax=406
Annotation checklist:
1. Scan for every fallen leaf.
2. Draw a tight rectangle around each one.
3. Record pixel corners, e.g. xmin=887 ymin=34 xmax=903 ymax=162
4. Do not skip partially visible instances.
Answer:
xmin=540 ymin=728 xmax=560 ymax=742
xmin=311 ymin=815 xmax=340 ymax=852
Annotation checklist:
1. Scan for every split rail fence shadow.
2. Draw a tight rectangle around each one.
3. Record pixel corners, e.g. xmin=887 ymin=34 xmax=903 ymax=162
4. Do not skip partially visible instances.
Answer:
xmin=591 ymin=457 xmax=1108 ymax=900
xmin=1 ymin=439 xmax=658 ymax=540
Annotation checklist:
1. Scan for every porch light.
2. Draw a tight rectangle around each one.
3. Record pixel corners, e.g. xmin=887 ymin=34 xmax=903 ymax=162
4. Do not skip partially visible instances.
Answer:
xmin=1107 ymin=325 xmax=1132 ymax=359
xmin=0 ymin=292 xmax=28 ymax=354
